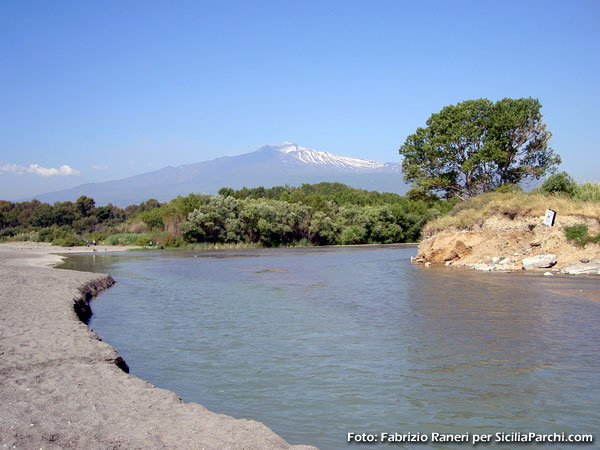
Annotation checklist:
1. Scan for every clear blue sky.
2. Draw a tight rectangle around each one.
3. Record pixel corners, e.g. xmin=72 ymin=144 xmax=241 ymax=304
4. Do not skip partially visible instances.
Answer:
xmin=1 ymin=0 xmax=599 ymax=200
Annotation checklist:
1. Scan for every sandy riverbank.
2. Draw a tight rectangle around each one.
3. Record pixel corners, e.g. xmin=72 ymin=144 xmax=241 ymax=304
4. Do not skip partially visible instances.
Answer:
xmin=0 ymin=242 xmax=316 ymax=449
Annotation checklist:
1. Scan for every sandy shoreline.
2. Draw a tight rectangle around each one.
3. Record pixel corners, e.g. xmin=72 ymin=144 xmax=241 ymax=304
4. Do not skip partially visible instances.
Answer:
xmin=0 ymin=242 xmax=316 ymax=449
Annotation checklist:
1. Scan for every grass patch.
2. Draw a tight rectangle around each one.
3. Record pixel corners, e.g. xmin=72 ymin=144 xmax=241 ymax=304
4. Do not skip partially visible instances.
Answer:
xmin=575 ymin=182 xmax=600 ymax=202
xmin=105 ymin=232 xmax=185 ymax=247
xmin=104 ymin=233 xmax=150 ymax=246
xmin=565 ymin=224 xmax=600 ymax=247
xmin=0 ymin=230 xmax=40 ymax=242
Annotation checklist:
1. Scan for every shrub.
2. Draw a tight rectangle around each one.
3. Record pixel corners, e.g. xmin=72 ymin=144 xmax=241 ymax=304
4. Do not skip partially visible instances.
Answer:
xmin=52 ymin=234 xmax=84 ymax=247
xmin=132 ymin=235 xmax=152 ymax=246
xmin=541 ymin=172 xmax=578 ymax=196
xmin=37 ymin=226 xmax=57 ymax=242
xmin=564 ymin=224 xmax=600 ymax=247
xmin=0 ymin=229 xmax=39 ymax=242
xmin=340 ymin=225 xmax=367 ymax=245
xmin=0 ymin=227 xmax=21 ymax=239
xmin=105 ymin=233 xmax=145 ymax=246
xmin=86 ymin=230 xmax=108 ymax=243
xmin=156 ymin=233 xmax=184 ymax=247
xmin=127 ymin=219 xmax=149 ymax=234
xmin=495 ymin=184 xmax=524 ymax=194
xmin=139 ymin=208 xmax=164 ymax=230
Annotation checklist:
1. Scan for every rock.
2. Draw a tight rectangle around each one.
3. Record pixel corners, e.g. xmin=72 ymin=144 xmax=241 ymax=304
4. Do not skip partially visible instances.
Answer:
xmin=561 ymin=262 xmax=600 ymax=275
xmin=530 ymin=241 xmax=541 ymax=247
xmin=521 ymin=254 xmax=557 ymax=270
xmin=544 ymin=272 xmax=553 ymax=276
xmin=445 ymin=261 xmax=453 ymax=266
xmin=428 ymin=239 xmax=472 ymax=263
xmin=424 ymin=262 xmax=431 ymax=268
xmin=467 ymin=258 xmax=516 ymax=272
xmin=580 ymin=258 xmax=590 ymax=264
xmin=491 ymin=257 xmax=500 ymax=264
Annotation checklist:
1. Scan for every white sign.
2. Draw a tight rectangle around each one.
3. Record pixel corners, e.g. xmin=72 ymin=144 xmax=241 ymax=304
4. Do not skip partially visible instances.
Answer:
xmin=543 ymin=209 xmax=556 ymax=227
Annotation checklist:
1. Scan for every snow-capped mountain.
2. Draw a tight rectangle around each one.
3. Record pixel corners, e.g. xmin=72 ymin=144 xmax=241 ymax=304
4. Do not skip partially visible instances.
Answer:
xmin=275 ymin=143 xmax=387 ymax=170
xmin=32 ymin=144 xmax=406 ymax=206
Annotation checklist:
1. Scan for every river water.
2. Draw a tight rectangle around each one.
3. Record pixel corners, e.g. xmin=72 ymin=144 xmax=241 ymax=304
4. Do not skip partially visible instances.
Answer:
xmin=60 ymin=246 xmax=600 ymax=449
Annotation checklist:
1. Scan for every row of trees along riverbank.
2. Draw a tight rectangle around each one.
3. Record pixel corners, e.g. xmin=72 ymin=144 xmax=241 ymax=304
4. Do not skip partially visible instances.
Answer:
xmin=0 ymin=183 xmax=456 ymax=248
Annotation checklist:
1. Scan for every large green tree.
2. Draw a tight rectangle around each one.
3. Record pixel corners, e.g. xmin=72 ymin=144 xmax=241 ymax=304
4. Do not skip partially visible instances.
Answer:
xmin=399 ymin=98 xmax=560 ymax=199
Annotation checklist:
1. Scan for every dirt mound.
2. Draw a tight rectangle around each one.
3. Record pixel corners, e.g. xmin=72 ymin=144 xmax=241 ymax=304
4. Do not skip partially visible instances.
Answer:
xmin=416 ymin=213 xmax=600 ymax=271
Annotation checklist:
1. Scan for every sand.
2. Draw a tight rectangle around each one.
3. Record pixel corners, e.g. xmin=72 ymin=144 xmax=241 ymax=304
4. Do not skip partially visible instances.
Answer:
xmin=0 ymin=242 xmax=317 ymax=449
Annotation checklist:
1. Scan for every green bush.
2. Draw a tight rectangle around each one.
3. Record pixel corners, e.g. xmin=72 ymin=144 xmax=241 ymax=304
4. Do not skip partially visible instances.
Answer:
xmin=133 ymin=234 xmax=155 ymax=246
xmin=35 ymin=226 xmax=83 ymax=246
xmin=0 ymin=228 xmax=39 ymax=242
xmin=565 ymin=224 xmax=600 ymax=247
xmin=38 ymin=226 xmax=57 ymax=242
xmin=340 ymin=226 xmax=367 ymax=245
xmin=541 ymin=172 xmax=578 ymax=196
xmin=86 ymin=230 xmax=108 ymax=243
xmin=104 ymin=233 xmax=145 ymax=245
xmin=495 ymin=184 xmax=524 ymax=194
xmin=52 ymin=235 xmax=84 ymax=247
xmin=139 ymin=208 xmax=164 ymax=230
xmin=156 ymin=233 xmax=184 ymax=247
xmin=565 ymin=224 xmax=588 ymax=247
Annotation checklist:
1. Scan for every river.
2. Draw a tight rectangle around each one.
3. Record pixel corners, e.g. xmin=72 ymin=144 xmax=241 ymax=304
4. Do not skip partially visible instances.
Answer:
xmin=59 ymin=245 xmax=600 ymax=449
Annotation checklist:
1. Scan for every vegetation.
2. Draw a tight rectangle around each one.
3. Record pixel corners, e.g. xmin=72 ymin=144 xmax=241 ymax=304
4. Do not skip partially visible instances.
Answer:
xmin=575 ymin=182 xmax=600 ymax=202
xmin=564 ymin=224 xmax=600 ymax=247
xmin=538 ymin=172 xmax=600 ymax=202
xmin=0 ymin=183 xmax=456 ymax=247
xmin=424 ymin=182 xmax=600 ymax=237
xmin=540 ymin=172 xmax=578 ymax=196
xmin=399 ymin=98 xmax=560 ymax=200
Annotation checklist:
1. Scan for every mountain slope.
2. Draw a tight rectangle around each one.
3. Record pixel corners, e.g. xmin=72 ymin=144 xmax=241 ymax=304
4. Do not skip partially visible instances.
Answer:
xmin=33 ymin=143 xmax=407 ymax=206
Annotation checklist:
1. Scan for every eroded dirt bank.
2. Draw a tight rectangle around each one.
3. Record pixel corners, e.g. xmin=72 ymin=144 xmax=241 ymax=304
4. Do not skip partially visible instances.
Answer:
xmin=415 ymin=213 xmax=600 ymax=272
xmin=0 ymin=243 xmax=316 ymax=449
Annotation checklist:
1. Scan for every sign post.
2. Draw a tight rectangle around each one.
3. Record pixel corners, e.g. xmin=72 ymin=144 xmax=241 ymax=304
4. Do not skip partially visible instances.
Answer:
xmin=540 ymin=209 xmax=556 ymax=255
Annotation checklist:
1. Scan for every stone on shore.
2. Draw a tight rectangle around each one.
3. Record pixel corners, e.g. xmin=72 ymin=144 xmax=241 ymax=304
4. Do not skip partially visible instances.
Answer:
xmin=522 ymin=254 xmax=557 ymax=270
xmin=561 ymin=260 xmax=600 ymax=275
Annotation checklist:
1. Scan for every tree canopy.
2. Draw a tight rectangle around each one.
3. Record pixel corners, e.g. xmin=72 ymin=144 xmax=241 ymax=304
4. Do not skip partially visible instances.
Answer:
xmin=399 ymin=98 xmax=561 ymax=199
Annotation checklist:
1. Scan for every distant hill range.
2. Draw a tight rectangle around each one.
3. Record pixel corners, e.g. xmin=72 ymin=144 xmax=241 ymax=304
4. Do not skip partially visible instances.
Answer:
xmin=33 ymin=143 xmax=407 ymax=206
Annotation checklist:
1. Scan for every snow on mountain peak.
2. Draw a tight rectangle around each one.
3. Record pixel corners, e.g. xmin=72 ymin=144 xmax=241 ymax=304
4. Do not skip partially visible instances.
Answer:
xmin=272 ymin=143 xmax=386 ymax=171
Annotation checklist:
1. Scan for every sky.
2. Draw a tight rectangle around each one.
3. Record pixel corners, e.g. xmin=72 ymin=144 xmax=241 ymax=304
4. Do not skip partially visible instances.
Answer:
xmin=1 ymin=0 xmax=599 ymax=200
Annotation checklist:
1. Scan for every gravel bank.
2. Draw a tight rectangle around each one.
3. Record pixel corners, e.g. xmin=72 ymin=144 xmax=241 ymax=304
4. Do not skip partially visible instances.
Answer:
xmin=0 ymin=243 xmax=316 ymax=449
